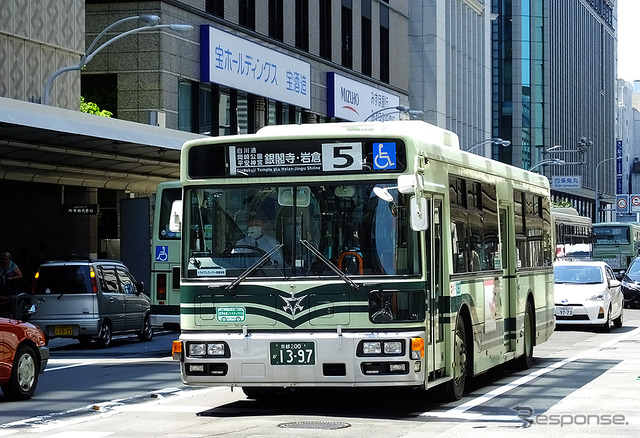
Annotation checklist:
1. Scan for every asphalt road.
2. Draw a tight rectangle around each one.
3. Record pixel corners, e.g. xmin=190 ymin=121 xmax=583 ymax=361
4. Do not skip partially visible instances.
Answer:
xmin=2 ymin=312 xmax=640 ymax=437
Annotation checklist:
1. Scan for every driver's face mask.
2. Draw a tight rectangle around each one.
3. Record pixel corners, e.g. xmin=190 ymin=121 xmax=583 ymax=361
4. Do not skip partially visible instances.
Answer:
xmin=246 ymin=226 xmax=263 ymax=239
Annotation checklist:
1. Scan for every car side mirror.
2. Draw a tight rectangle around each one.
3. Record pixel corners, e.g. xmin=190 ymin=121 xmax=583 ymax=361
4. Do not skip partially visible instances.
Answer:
xmin=135 ymin=281 xmax=145 ymax=294
xmin=609 ymin=279 xmax=621 ymax=288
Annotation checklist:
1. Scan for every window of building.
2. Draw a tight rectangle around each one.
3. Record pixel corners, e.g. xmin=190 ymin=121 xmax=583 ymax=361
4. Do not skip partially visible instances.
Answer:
xmin=319 ymin=0 xmax=332 ymax=60
xmin=379 ymin=3 xmax=390 ymax=83
xmin=341 ymin=0 xmax=353 ymax=68
xmin=205 ymin=0 xmax=224 ymax=18
xmin=239 ymin=0 xmax=255 ymax=30
xmin=295 ymin=0 xmax=309 ymax=51
xmin=178 ymin=81 xmax=194 ymax=132
xmin=361 ymin=0 xmax=372 ymax=76
xmin=269 ymin=0 xmax=284 ymax=41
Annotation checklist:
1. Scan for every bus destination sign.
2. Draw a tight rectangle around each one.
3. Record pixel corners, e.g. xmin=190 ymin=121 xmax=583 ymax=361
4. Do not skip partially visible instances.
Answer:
xmin=228 ymin=140 xmax=404 ymax=176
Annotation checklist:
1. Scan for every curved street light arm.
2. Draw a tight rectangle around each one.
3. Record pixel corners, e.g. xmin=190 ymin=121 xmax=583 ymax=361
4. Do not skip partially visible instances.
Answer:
xmin=528 ymin=159 xmax=565 ymax=172
xmin=43 ymin=20 xmax=193 ymax=106
xmin=465 ymin=138 xmax=511 ymax=154
xmin=364 ymin=105 xmax=424 ymax=122
xmin=85 ymin=15 xmax=160 ymax=57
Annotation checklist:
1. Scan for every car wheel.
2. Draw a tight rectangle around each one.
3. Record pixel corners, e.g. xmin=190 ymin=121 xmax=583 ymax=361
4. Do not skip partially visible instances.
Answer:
xmin=138 ymin=315 xmax=154 ymax=342
xmin=97 ymin=320 xmax=112 ymax=348
xmin=1 ymin=345 xmax=39 ymax=400
xmin=613 ymin=307 xmax=623 ymax=329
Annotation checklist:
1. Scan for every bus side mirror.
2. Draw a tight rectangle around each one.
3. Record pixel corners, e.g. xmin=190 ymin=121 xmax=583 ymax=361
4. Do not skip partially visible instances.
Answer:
xmin=410 ymin=196 xmax=428 ymax=231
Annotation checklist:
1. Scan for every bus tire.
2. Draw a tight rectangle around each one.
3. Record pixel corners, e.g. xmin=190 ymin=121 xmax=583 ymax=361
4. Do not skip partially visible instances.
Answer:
xmin=515 ymin=300 xmax=534 ymax=370
xmin=444 ymin=314 xmax=469 ymax=401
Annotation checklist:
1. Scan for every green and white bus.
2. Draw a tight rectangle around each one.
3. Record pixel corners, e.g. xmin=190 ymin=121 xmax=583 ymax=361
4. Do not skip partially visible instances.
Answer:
xmin=149 ymin=181 xmax=182 ymax=329
xmin=593 ymin=222 xmax=640 ymax=276
xmin=172 ymin=120 xmax=555 ymax=400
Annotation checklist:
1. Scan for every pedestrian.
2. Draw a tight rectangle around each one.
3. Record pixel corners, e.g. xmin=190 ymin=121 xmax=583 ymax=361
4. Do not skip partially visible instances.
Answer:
xmin=1 ymin=251 xmax=23 ymax=296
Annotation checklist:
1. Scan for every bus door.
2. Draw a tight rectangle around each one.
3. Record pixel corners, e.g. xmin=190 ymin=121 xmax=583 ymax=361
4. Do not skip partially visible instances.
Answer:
xmin=499 ymin=202 xmax=516 ymax=353
xmin=427 ymin=197 xmax=446 ymax=377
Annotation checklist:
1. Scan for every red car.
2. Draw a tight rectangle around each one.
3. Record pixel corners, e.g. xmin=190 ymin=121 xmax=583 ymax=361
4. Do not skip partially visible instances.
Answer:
xmin=1 ymin=316 xmax=49 ymax=400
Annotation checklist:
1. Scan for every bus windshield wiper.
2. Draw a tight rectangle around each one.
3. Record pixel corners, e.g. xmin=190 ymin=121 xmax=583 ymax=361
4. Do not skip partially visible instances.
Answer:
xmin=225 ymin=244 xmax=283 ymax=293
xmin=300 ymin=239 xmax=359 ymax=290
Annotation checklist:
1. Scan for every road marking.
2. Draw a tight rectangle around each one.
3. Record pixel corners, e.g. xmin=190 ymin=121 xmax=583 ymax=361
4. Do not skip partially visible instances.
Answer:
xmin=0 ymin=386 xmax=224 ymax=435
xmin=45 ymin=357 xmax=173 ymax=372
xmin=420 ymin=326 xmax=640 ymax=420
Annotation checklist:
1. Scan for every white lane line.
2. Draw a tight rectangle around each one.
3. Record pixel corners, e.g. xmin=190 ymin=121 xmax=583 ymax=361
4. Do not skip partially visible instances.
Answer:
xmin=45 ymin=357 xmax=173 ymax=372
xmin=421 ymin=326 xmax=640 ymax=419
xmin=0 ymin=386 xmax=224 ymax=434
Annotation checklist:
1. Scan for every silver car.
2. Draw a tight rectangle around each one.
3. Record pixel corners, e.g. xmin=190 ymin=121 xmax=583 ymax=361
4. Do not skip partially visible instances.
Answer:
xmin=29 ymin=256 xmax=153 ymax=347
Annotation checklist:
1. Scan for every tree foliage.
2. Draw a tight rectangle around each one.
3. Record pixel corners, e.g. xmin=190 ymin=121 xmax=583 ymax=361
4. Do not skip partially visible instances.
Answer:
xmin=80 ymin=97 xmax=113 ymax=117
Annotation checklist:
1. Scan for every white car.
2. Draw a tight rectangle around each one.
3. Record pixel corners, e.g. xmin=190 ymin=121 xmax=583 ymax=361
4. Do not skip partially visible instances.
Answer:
xmin=553 ymin=260 xmax=623 ymax=331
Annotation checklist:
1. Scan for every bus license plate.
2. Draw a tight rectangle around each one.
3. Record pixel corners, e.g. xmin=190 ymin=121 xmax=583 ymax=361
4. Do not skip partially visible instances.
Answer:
xmin=54 ymin=325 xmax=73 ymax=336
xmin=556 ymin=307 xmax=573 ymax=317
xmin=270 ymin=342 xmax=315 ymax=365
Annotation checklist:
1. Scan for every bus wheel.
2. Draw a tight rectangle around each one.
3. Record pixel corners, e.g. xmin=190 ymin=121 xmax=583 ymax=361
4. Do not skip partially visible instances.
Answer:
xmin=515 ymin=300 xmax=534 ymax=370
xmin=445 ymin=315 xmax=468 ymax=401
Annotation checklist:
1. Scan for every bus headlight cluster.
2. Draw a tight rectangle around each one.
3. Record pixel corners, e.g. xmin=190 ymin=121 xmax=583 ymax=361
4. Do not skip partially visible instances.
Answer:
xmin=187 ymin=342 xmax=228 ymax=357
xmin=359 ymin=340 xmax=404 ymax=356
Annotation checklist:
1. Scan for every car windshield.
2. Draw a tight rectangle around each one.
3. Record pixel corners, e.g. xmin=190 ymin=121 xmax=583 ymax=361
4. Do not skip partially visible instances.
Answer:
xmin=626 ymin=260 xmax=640 ymax=276
xmin=554 ymin=265 xmax=603 ymax=284
xmin=182 ymin=183 xmax=420 ymax=279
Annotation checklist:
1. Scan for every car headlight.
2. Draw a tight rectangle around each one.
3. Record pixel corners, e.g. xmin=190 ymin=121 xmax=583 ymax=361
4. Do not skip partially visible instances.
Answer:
xmin=588 ymin=293 xmax=605 ymax=301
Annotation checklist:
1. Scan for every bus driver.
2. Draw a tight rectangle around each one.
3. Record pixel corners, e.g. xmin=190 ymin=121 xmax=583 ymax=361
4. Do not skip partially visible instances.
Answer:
xmin=235 ymin=216 xmax=284 ymax=267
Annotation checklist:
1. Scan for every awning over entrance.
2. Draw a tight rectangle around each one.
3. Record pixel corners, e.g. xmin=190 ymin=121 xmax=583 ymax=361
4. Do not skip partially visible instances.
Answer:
xmin=0 ymin=97 xmax=207 ymax=192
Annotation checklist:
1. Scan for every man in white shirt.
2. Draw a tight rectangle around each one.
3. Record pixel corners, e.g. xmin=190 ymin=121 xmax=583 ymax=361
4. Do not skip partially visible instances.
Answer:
xmin=235 ymin=217 xmax=284 ymax=267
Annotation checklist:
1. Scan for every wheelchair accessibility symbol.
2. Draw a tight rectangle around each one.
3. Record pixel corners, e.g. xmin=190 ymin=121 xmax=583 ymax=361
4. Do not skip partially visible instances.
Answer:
xmin=155 ymin=246 xmax=169 ymax=262
xmin=373 ymin=142 xmax=397 ymax=170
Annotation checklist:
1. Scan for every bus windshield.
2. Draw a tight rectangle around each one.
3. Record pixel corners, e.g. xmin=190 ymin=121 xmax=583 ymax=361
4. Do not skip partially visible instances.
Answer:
xmin=183 ymin=182 xmax=419 ymax=279
xmin=593 ymin=226 xmax=630 ymax=245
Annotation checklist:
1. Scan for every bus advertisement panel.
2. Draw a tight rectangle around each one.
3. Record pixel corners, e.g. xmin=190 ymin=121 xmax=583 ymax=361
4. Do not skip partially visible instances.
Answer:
xmin=172 ymin=121 xmax=555 ymax=401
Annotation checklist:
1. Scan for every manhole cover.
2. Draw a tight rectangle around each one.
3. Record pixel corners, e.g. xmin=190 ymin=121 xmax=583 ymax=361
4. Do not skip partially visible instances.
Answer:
xmin=278 ymin=421 xmax=351 ymax=430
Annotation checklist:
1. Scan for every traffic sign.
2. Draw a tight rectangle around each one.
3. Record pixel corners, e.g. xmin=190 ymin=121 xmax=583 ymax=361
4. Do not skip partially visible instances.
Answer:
xmin=617 ymin=195 xmax=629 ymax=213
xmin=631 ymin=194 xmax=640 ymax=213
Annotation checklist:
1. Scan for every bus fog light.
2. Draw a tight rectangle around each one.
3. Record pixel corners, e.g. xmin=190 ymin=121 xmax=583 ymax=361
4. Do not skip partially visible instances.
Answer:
xmin=188 ymin=343 xmax=207 ymax=357
xmin=189 ymin=364 xmax=205 ymax=373
xmin=384 ymin=341 xmax=402 ymax=354
xmin=363 ymin=341 xmax=382 ymax=354
xmin=389 ymin=363 xmax=406 ymax=372
xmin=414 ymin=361 xmax=421 ymax=372
xmin=208 ymin=343 xmax=226 ymax=356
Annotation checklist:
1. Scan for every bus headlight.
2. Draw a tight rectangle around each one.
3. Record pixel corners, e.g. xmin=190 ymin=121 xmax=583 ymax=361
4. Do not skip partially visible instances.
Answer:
xmin=362 ymin=341 xmax=382 ymax=355
xmin=207 ymin=343 xmax=226 ymax=356
xmin=384 ymin=341 xmax=403 ymax=354
xmin=359 ymin=340 xmax=405 ymax=356
xmin=188 ymin=343 xmax=207 ymax=357
xmin=187 ymin=342 xmax=228 ymax=357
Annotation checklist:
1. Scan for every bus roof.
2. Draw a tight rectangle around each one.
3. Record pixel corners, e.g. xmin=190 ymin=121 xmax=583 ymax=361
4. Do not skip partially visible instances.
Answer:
xmin=181 ymin=121 xmax=549 ymax=190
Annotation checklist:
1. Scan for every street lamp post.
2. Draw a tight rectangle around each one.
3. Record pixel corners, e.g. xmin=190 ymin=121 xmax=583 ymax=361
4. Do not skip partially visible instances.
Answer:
xmin=464 ymin=137 xmax=511 ymax=154
xmin=528 ymin=158 xmax=565 ymax=173
xmin=595 ymin=157 xmax=616 ymax=223
xmin=43 ymin=15 xmax=194 ymax=105
xmin=363 ymin=105 xmax=424 ymax=122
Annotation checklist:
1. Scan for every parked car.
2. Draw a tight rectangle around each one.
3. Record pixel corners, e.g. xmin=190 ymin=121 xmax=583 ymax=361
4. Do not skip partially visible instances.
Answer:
xmin=621 ymin=256 xmax=640 ymax=308
xmin=553 ymin=260 xmax=623 ymax=331
xmin=29 ymin=256 xmax=153 ymax=348
xmin=1 ymin=316 xmax=49 ymax=400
